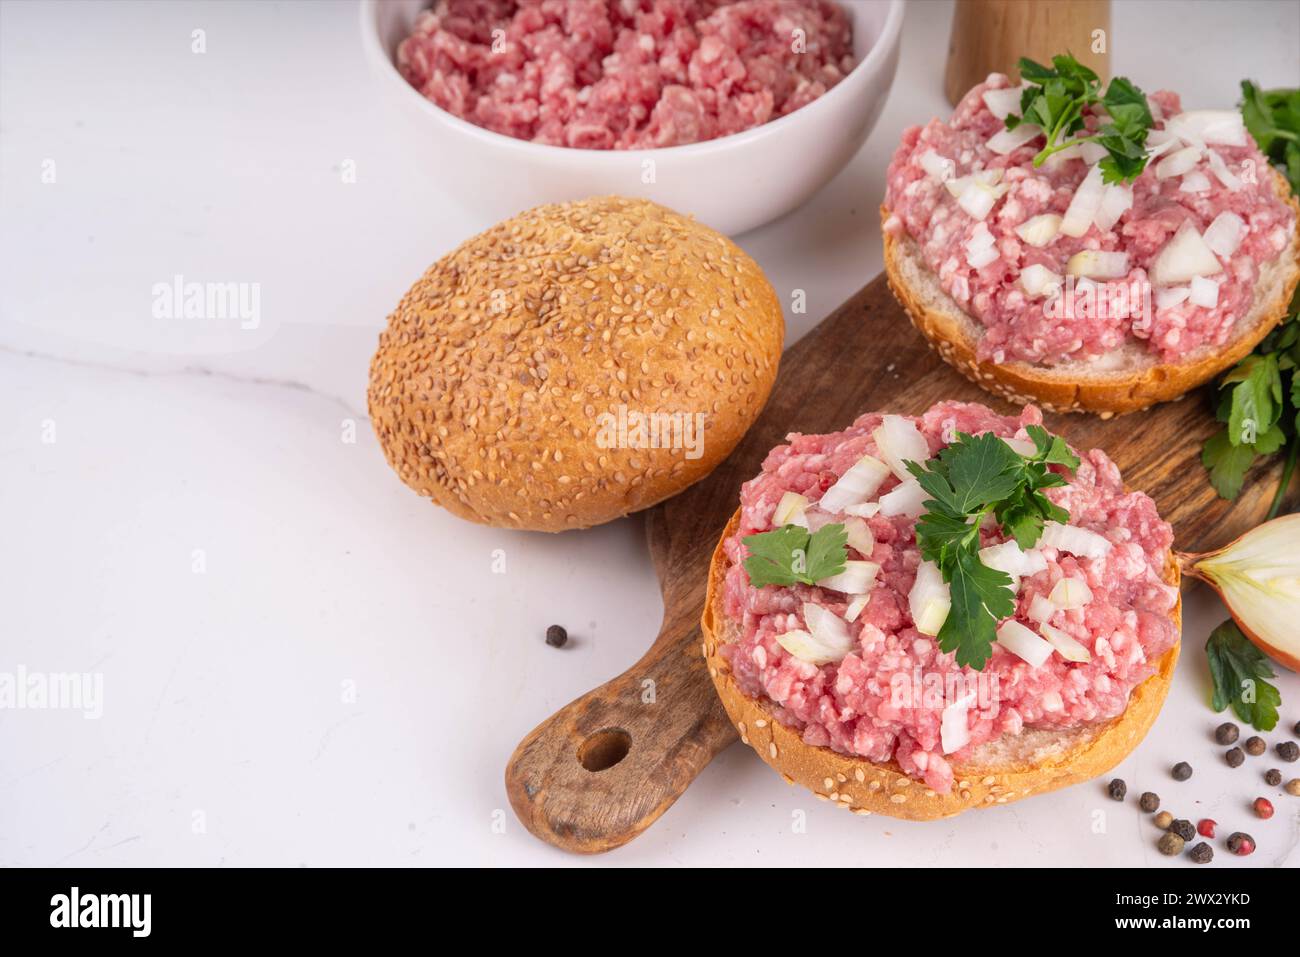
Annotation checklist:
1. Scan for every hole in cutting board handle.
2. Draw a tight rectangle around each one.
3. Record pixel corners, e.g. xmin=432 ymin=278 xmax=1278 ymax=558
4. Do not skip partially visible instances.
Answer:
xmin=577 ymin=728 xmax=632 ymax=772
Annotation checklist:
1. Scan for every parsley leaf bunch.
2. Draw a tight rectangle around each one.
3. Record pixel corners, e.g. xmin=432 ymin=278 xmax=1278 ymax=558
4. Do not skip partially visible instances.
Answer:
xmin=1205 ymin=619 xmax=1282 ymax=731
xmin=1202 ymin=296 xmax=1299 ymax=517
xmin=1006 ymin=54 xmax=1154 ymax=184
xmin=741 ymin=522 xmax=847 ymax=589
xmin=907 ymin=426 xmax=1081 ymax=670
xmin=1240 ymin=80 xmax=1300 ymax=196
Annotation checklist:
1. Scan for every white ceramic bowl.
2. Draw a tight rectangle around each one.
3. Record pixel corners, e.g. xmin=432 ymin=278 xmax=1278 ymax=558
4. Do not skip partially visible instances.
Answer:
xmin=360 ymin=0 xmax=904 ymax=235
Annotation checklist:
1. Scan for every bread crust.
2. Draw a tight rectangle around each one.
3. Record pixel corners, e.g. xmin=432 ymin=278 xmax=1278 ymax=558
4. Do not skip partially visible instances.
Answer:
xmin=702 ymin=510 xmax=1182 ymax=821
xmin=881 ymin=167 xmax=1300 ymax=417
xmin=367 ymin=196 xmax=785 ymax=532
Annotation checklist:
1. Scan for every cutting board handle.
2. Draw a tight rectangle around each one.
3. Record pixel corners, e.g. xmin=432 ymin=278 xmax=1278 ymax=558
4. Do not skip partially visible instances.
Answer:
xmin=504 ymin=609 xmax=736 ymax=854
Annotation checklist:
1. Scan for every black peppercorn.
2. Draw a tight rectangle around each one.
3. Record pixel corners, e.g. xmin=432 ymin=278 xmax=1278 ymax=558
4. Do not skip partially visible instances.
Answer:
xmin=1172 ymin=761 xmax=1193 ymax=780
xmin=1107 ymin=778 xmax=1126 ymax=801
xmin=1244 ymin=735 xmax=1266 ymax=756
xmin=1139 ymin=791 xmax=1160 ymax=813
xmin=1188 ymin=842 xmax=1214 ymax=864
xmin=1170 ymin=818 xmax=1196 ymax=842
xmin=1265 ymin=768 xmax=1282 ymax=787
xmin=1293 ymin=720 xmax=1300 ymax=737
xmin=545 ymin=624 xmax=569 ymax=648
xmin=1277 ymin=741 xmax=1299 ymax=763
xmin=1225 ymin=747 xmax=1245 ymax=768
xmin=1214 ymin=722 xmax=1239 ymax=745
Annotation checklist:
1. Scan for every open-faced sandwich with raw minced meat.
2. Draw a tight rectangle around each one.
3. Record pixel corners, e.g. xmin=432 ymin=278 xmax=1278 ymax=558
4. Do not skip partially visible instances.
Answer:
xmin=702 ymin=400 xmax=1182 ymax=820
xmin=881 ymin=57 xmax=1300 ymax=416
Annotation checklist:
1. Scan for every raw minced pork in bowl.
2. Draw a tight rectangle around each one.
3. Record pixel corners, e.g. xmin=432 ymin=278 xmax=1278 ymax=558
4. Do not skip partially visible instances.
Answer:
xmin=702 ymin=401 xmax=1182 ymax=820
xmin=881 ymin=73 xmax=1300 ymax=415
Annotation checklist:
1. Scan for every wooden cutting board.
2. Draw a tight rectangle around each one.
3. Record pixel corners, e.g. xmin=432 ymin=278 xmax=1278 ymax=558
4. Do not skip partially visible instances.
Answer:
xmin=504 ymin=272 xmax=1294 ymax=854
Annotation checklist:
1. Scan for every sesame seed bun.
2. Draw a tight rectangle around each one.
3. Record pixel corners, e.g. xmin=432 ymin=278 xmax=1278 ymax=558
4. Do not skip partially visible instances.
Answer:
xmin=881 ymin=166 xmax=1300 ymax=417
xmin=702 ymin=510 xmax=1181 ymax=821
xmin=367 ymin=196 xmax=784 ymax=532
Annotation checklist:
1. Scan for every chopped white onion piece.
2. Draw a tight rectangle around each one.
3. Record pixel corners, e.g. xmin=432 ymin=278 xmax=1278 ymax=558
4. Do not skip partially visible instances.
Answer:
xmin=1060 ymin=164 xmax=1105 ymax=238
xmin=919 ymin=149 xmax=956 ymax=183
xmin=1078 ymin=140 xmax=1109 ymax=164
xmin=1168 ymin=109 xmax=1248 ymax=147
xmin=843 ymin=517 xmax=876 ymax=557
xmin=982 ymin=86 xmax=1024 ymax=120
xmin=879 ymin=478 xmax=928 ymax=518
xmin=844 ymin=593 xmax=871 ymax=624
xmin=778 ymin=622 xmax=851 ymax=666
xmin=802 ymin=602 xmax=856 ymax=663
xmin=957 ymin=178 xmax=1006 ymax=220
xmin=980 ymin=540 xmax=1036 ymax=578
xmin=1003 ymin=436 xmax=1037 ymax=457
xmin=945 ymin=175 xmax=971 ymax=198
xmin=1015 ymin=213 xmax=1062 ymax=247
xmin=1049 ymin=576 xmax=1094 ymax=609
xmin=1155 ymin=145 xmax=1202 ymax=179
xmin=996 ymin=620 xmax=1054 ymax=668
xmin=1039 ymin=521 xmax=1113 ymax=559
xmin=1094 ymin=184 xmax=1133 ymax=231
xmin=1144 ymin=129 xmax=1179 ymax=159
xmin=818 ymin=559 xmax=881 ymax=595
xmin=1150 ymin=222 xmax=1225 ymax=285
xmin=773 ymin=491 xmax=808 ymax=527
xmin=873 ymin=415 xmax=930 ymax=480
xmin=1027 ymin=593 xmax=1058 ymax=623
xmin=818 ymin=454 xmax=891 ymax=513
xmin=987 ymin=123 xmax=1041 ymax=155
xmin=1180 ymin=170 xmax=1212 ymax=193
xmin=804 ymin=509 xmax=837 ymax=532
xmin=1203 ymin=211 xmax=1245 ymax=257
xmin=1189 ymin=275 xmax=1221 ymax=308
xmin=909 ymin=560 xmax=951 ymax=637
xmin=1039 ymin=622 xmax=1093 ymax=662
xmin=1156 ymin=284 xmax=1191 ymax=309
xmin=1067 ymin=250 xmax=1130 ymax=279
xmin=843 ymin=502 xmax=881 ymax=519
xmin=967 ymin=245 xmax=999 ymax=268
xmin=1206 ymin=149 xmax=1243 ymax=191
xmin=940 ymin=691 xmax=977 ymax=754
xmin=1019 ymin=263 xmax=1063 ymax=298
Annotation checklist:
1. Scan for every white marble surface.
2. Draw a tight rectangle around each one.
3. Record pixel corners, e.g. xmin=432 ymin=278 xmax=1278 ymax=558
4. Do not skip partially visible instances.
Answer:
xmin=2 ymin=0 xmax=1298 ymax=867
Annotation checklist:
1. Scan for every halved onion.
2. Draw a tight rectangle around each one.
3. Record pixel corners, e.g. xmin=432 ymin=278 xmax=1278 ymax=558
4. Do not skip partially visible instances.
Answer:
xmin=1180 ymin=170 xmax=1212 ymax=193
xmin=1049 ymin=576 xmax=1094 ymax=609
xmin=879 ymin=478 xmax=927 ymax=518
xmin=1019 ymin=263 xmax=1063 ymax=298
xmin=818 ymin=454 xmax=891 ymax=513
xmin=1155 ymin=145 xmax=1202 ymax=179
xmin=818 ymin=560 xmax=881 ymax=595
xmin=873 ymin=415 xmax=930 ymax=480
xmin=1206 ymin=149 xmax=1243 ymax=191
xmin=909 ymin=560 xmax=951 ymax=637
xmin=1067 ymin=250 xmax=1130 ymax=279
xmin=773 ymin=491 xmax=809 ymax=527
xmin=988 ymin=123 xmax=1042 ymax=155
xmin=1203 ymin=211 xmax=1245 ymax=257
xmin=1039 ymin=622 xmax=1094 ymax=662
xmin=940 ymin=691 xmax=977 ymax=754
xmin=1150 ymin=222 xmax=1224 ymax=285
xmin=996 ymin=620 xmax=1054 ymax=667
xmin=982 ymin=86 xmax=1025 ymax=120
xmin=1094 ymin=184 xmax=1133 ymax=231
xmin=843 ymin=516 xmax=875 ymax=556
xmin=1060 ymin=164 xmax=1105 ymax=237
xmin=1015 ymin=213 xmax=1062 ymax=247
xmin=1039 ymin=521 xmax=1113 ymax=559
xmin=1190 ymin=275 xmax=1221 ymax=309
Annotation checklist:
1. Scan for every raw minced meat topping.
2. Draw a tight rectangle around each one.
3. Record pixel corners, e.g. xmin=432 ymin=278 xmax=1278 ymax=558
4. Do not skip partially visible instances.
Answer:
xmin=396 ymin=0 xmax=855 ymax=149
xmin=884 ymin=75 xmax=1296 ymax=366
xmin=719 ymin=401 xmax=1180 ymax=794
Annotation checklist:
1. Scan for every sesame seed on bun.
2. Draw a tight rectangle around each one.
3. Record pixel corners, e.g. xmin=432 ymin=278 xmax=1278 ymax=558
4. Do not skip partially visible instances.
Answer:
xmin=367 ymin=196 xmax=784 ymax=531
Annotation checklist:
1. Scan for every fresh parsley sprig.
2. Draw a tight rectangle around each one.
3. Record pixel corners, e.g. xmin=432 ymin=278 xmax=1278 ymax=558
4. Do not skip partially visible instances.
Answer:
xmin=1005 ymin=54 xmax=1154 ymax=184
xmin=907 ymin=426 xmax=1080 ymax=670
xmin=1206 ymin=619 xmax=1282 ymax=731
xmin=1240 ymin=80 xmax=1300 ymax=195
xmin=741 ymin=522 xmax=847 ymax=589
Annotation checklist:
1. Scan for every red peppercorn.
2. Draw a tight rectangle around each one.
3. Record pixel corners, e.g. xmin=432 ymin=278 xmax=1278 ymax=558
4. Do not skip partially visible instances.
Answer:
xmin=1227 ymin=832 xmax=1256 ymax=856
xmin=1197 ymin=818 xmax=1216 ymax=838
xmin=1253 ymin=797 xmax=1274 ymax=819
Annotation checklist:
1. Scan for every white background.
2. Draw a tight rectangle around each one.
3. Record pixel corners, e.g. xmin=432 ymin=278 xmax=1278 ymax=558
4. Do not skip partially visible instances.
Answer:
xmin=2 ymin=0 xmax=1299 ymax=867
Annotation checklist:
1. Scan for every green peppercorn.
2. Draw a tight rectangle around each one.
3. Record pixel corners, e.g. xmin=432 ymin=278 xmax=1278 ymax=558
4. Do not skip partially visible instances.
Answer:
xmin=1158 ymin=832 xmax=1185 ymax=856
